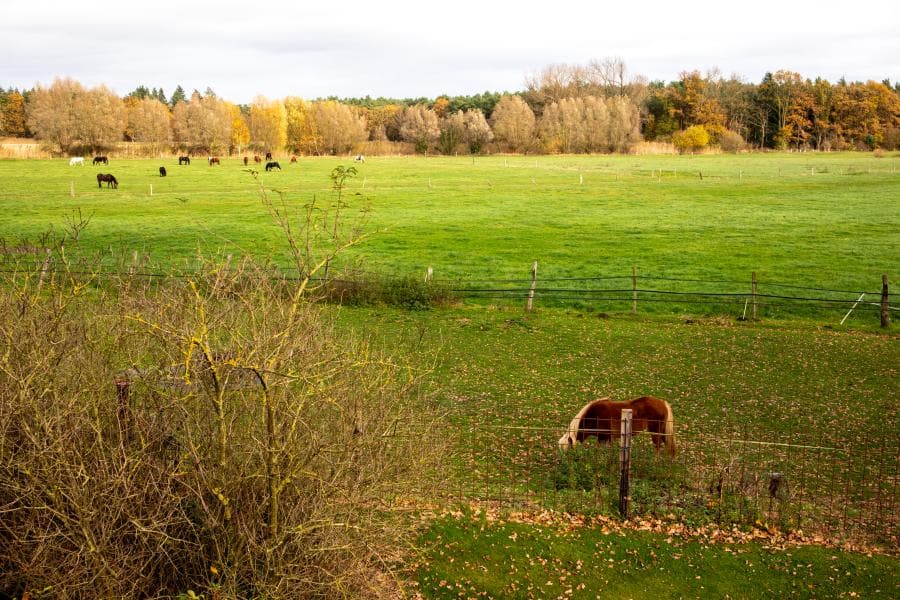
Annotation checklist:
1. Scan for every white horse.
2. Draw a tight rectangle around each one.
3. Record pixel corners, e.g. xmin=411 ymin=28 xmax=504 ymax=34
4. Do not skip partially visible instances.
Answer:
xmin=69 ymin=157 xmax=84 ymax=166
xmin=354 ymin=154 xmax=365 ymax=162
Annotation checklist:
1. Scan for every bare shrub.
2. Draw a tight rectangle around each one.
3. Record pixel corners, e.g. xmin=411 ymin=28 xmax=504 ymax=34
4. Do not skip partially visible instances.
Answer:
xmin=0 ymin=174 xmax=442 ymax=598
xmin=719 ymin=130 xmax=748 ymax=153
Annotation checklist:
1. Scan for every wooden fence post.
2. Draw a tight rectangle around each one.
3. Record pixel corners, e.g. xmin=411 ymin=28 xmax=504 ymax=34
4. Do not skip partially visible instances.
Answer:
xmin=751 ymin=271 xmax=758 ymax=321
xmin=619 ymin=409 xmax=633 ymax=519
xmin=631 ymin=266 xmax=638 ymax=315
xmin=425 ymin=266 xmax=433 ymax=283
xmin=115 ymin=378 xmax=132 ymax=443
xmin=38 ymin=248 xmax=52 ymax=286
xmin=525 ymin=261 xmax=538 ymax=312
xmin=882 ymin=275 xmax=891 ymax=328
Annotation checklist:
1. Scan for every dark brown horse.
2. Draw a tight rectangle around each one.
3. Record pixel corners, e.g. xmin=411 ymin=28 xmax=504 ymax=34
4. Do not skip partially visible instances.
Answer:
xmin=208 ymin=157 xmax=220 ymax=165
xmin=265 ymin=151 xmax=273 ymax=160
xmin=93 ymin=156 xmax=108 ymax=165
xmin=253 ymin=155 xmax=262 ymax=164
xmin=96 ymin=173 xmax=118 ymax=188
xmin=178 ymin=156 xmax=191 ymax=165
xmin=243 ymin=156 xmax=249 ymax=166
xmin=559 ymin=396 xmax=675 ymax=457
xmin=290 ymin=155 xmax=297 ymax=163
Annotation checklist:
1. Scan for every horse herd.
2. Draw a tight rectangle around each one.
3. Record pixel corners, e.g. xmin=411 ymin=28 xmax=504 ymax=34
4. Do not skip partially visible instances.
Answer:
xmin=68 ymin=153 xmax=303 ymax=190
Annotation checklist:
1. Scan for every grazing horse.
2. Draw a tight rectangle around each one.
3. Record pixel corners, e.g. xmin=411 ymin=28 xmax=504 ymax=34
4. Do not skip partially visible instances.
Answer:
xmin=265 ymin=151 xmax=273 ymax=160
xmin=253 ymin=155 xmax=262 ymax=164
xmin=96 ymin=173 xmax=118 ymax=189
xmin=558 ymin=396 xmax=675 ymax=457
xmin=208 ymin=157 xmax=220 ymax=165
xmin=265 ymin=161 xmax=281 ymax=171
xmin=93 ymin=156 xmax=108 ymax=165
xmin=178 ymin=156 xmax=190 ymax=165
xmin=290 ymin=155 xmax=297 ymax=163
xmin=159 ymin=166 xmax=167 ymax=177
xmin=243 ymin=156 xmax=249 ymax=166
xmin=69 ymin=157 xmax=84 ymax=166
xmin=354 ymin=154 xmax=365 ymax=162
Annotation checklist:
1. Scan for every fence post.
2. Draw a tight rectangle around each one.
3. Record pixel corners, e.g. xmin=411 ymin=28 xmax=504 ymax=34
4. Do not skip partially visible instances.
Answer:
xmin=115 ymin=377 xmax=132 ymax=443
xmin=619 ymin=408 xmax=633 ymax=519
xmin=882 ymin=275 xmax=891 ymax=328
xmin=525 ymin=261 xmax=538 ymax=312
xmin=425 ymin=266 xmax=433 ymax=283
xmin=38 ymin=248 xmax=52 ymax=285
xmin=751 ymin=271 xmax=758 ymax=321
xmin=631 ymin=266 xmax=638 ymax=315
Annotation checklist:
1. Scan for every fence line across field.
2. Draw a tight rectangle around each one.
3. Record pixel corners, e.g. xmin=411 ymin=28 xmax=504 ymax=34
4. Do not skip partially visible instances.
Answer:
xmin=454 ymin=417 xmax=898 ymax=546
xmin=1 ymin=258 xmax=893 ymax=324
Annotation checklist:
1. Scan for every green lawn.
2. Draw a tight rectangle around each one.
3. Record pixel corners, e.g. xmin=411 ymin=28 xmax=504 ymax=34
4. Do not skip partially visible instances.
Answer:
xmin=339 ymin=306 xmax=898 ymax=543
xmin=414 ymin=515 xmax=898 ymax=599
xmin=0 ymin=153 xmax=897 ymax=298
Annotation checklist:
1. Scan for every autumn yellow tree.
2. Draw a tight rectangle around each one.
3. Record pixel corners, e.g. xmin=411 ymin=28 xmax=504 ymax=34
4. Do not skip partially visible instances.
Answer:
xmin=248 ymin=95 xmax=287 ymax=153
xmin=399 ymin=105 xmax=440 ymax=154
xmin=1 ymin=91 xmax=27 ymax=137
xmin=172 ymin=92 xmax=233 ymax=153
xmin=308 ymin=100 xmax=367 ymax=155
xmin=284 ymin=97 xmax=320 ymax=154
xmin=462 ymin=109 xmax=493 ymax=153
xmin=28 ymin=78 xmax=125 ymax=153
xmin=672 ymin=125 xmax=710 ymax=153
xmin=490 ymin=95 xmax=535 ymax=153
xmin=28 ymin=79 xmax=84 ymax=152
xmin=230 ymin=104 xmax=250 ymax=154
xmin=126 ymin=97 xmax=172 ymax=152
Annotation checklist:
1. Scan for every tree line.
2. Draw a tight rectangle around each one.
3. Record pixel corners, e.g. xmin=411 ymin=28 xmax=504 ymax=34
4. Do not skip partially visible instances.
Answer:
xmin=1 ymin=59 xmax=898 ymax=155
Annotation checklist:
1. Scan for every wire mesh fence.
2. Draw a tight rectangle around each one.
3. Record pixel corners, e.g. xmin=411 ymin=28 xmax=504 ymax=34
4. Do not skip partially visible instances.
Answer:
xmin=0 ymin=255 xmax=893 ymax=324
xmin=438 ymin=423 xmax=898 ymax=548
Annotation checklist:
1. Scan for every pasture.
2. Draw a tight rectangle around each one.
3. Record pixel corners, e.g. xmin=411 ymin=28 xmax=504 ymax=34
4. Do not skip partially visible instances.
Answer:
xmin=0 ymin=152 xmax=897 ymax=594
xmin=0 ymin=153 xmax=897 ymax=306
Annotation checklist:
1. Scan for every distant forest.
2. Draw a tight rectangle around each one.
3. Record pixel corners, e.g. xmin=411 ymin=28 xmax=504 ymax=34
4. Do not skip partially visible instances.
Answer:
xmin=2 ymin=59 xmax=898 ymax=155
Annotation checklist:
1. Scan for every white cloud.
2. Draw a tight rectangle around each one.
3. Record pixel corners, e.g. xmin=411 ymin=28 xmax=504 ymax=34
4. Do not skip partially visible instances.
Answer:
xmin=2 ymin=0 xmax=897 ymax=101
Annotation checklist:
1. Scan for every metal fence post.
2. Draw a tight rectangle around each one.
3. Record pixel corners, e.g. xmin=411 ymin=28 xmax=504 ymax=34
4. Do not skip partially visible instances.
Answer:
xmin=619 ymin=409 xmax=633 ymax=518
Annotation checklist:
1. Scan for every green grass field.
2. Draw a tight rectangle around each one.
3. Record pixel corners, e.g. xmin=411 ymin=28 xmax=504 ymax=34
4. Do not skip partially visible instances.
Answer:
xmin=1 ymin=153 xmax=897 ymax=295
xmin=413 ymin=515 xmax=898 ymax=598
xmin=2 ymin=152 xmax=897 ymax=593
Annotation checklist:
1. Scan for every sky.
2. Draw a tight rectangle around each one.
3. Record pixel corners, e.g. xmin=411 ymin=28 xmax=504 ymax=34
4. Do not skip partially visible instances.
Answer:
xmin=2 ymin=0 xmax=898 ymax=103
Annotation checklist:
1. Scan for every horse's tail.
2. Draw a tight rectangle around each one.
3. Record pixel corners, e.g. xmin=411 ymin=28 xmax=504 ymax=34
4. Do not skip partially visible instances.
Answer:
xmin=663 ymin=400 xmax=675 ymax=457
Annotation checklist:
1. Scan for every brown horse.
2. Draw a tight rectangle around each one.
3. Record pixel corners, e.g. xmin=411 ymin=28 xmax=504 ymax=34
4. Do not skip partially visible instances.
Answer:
xmin=208 ymin=156 xmax=220 ymax=165
xmin=96 ymin=173 xmax=118 ymax=188
xmin=558 ymin=396 xmax=675 ymax=457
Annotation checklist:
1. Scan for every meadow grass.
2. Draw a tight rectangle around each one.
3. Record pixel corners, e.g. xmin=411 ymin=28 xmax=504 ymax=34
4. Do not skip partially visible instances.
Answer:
xmin=414 ymin=515 xmax=898 ymax=599
xmin=1 ymin=153 xmax=897 ymax=591
xmin=0 ymin=153 xmax=896 ymax=299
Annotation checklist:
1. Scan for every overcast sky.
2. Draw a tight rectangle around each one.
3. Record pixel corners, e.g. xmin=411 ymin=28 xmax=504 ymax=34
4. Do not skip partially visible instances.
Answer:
xmin=2 ymin=1 xmax=898 ymax=103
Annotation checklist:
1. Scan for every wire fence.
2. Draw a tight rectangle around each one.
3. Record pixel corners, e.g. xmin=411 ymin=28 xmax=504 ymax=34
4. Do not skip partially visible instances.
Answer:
xmin=443 ymin=272 xmax=894 ymax=322
xmin=437 ymin=423 xmax=898 ymax=548
xmin=0 ymin=255 xmax=893 ymax=324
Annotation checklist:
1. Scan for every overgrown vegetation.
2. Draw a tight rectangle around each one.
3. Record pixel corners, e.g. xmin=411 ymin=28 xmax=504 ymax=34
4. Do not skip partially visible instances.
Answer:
xmin=0 ymin=173 xmax=444 ymax=598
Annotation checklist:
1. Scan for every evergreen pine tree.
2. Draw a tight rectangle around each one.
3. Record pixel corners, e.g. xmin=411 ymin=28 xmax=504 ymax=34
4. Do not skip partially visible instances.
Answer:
xmin=170 ymin=85 xmax=186 ymax=106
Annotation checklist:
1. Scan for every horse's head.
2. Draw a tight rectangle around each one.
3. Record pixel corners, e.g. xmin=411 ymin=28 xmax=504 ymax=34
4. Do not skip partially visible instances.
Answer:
xmin=558 ymin=430 xmax=576 ymax=450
